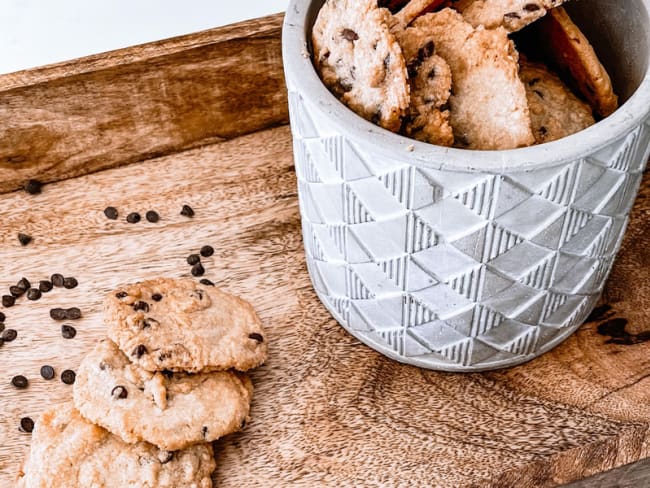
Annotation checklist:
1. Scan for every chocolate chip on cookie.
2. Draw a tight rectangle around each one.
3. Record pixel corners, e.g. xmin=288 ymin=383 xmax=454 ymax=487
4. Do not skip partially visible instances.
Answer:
xmin=151 ymin=293 xmax=163 ymax=302
xmin=133 ymin=344 xmax=148 ymax=358
xmin=111 ymin=385 xmax=128 ymax=399
xmin=133 ymin=301 xmax=149 ymax=312
xmin=249 ymin=333 xmax=264 ymax=343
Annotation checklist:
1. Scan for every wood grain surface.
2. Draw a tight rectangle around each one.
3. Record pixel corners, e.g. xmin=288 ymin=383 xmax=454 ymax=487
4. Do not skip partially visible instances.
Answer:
xmin=0 ymin=13 xmax=287 ymax=194
xmin=0 ymin=125 xmax=649 ymax=487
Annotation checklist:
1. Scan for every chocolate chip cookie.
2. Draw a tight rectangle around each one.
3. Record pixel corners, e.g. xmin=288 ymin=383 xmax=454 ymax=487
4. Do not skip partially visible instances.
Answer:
xmin=16 ymin=402 xmax=216 ymax=488
xmin=412 ymin=9 xmax=535 ymax=149
xmin=453 ymin=0 xmax=567 ymax=32
xmin=73 ymin=339 xmax=253 ymax=451
xmin=105 ymin=278 xmax=267 ymax=373
xmin=521 ymin=60 xmax=595 ymax=144
xmin=312 ymin=0 xmax=410 ymax=132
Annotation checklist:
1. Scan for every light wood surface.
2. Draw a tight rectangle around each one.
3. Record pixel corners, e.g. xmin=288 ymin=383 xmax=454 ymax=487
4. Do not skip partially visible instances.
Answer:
xmin=0 ymin=13 xmax=287 ymax=194
xmin=1 ymin=125 xmax=649 ymax=487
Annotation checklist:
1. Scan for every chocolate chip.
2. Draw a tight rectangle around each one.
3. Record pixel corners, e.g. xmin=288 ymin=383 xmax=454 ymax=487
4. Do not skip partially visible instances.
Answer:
xmin=63 ymin=277 xmax=78 ymax=289
xmin=528 ymin=77 xmax=541 ymax=86
xmin=24 ymin=179 xmax=43 ymax=195
xmin=104 ymin=206 xmax=119 ymax=220
xmin=341 ymin=28 xmax=359 ymax=42
xmin=249 ymin=333 xmax=264 ymax=343
xmin=66 ymin=308 xmax=82 ymax=320
xmin=116 ymin=291 xmax=128 ymax=299
xmin=534 ymin=89 xmax=545 ymax=99
xmin=9 ymin=286 xmax=25 ymax=298
xmin=371 ymin=110 xmax=382 ymax=125
xmin=51 ymin=274 xmax=64 ymax=287
xmin=126 ymin=212 xmax=141 ymax=224
xmin=39 ymin=280 xmax=53 ymax=293
xmin=199 ymin=279 xmax=214 ymax=286
xmin=111 ymin=385 xmax=128 ymax=399
xmin=180 ymin=204 xmax=195 ymax=217
xmin=50 ymin=308 xmax=67 ymax=320
xmin=3 ymin=329 xmax=17 ymax=342
xmin=145 ymin=210 xmax=160 ymax=223
xmin=142 ymin=318 xmax=159 ymax=329
xmin=40 ymin=365 xmax=55 ymax=380
xmin=12 ymin=375 xmax=28 ymax=389
xmin=151 ymin=293 xmax=162 ymax=302
xmin=161 ymin=369 xmax=174 ymax=379
xmin=440 ymin=102 xmax=451 ymax=112
xmin=524 ymin=3 xmax=541 ymax=11
xmin=201 ymin=426 xmax=208 ymax=438
xmin=61 ymin=370 xmax=76 ymax=385
xmin=18 ymin=233 xmax=32 ymax=246
xmin=187 ymin=254 xmax=201 ymax=266
xmin=133 ymin=345 xmax=148 ymax=358
xmin=407 ymin=59 xmax=421 ymax=78
xmin=2 ymin=295 xmax=16 ymax=307
xmin=418 ymin=41 xmax=435 ymax=62
xmin=133 ymin=301 xmax=149 ymax=312
xmin=17 ymin=278 xmax=31 ymax=291
xmin=0 ymin=312 xmax=4 ymax=322
xmin=158 ymin=451 xmax=174 ymax=464
xmin=19 ymin=416 xmax=34 ymax=433
xmin=539 ymin=126 xmax=548 ymax=136
xmin=200 ymin=245 xmax=214 ymax=258
xmin=26 ymin=288 xmax=41 ymax=301
xmin=61 ymin=324 xmax=77 ymax=339
xmin=191 ymin=263 xmax=205 ymax=277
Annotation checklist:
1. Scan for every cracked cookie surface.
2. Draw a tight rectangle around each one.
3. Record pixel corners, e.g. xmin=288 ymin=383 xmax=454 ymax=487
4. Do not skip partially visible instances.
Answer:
xmin=73 ymin=339 xmax=253 ymax=451
xmin=105 ymin=278 xmax=267 ymax=373
xmin=16 ymin=402 xmax=216 ymax=488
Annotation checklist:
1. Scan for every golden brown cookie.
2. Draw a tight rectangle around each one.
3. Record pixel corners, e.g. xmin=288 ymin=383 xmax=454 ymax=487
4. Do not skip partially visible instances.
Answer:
xmin=520 ymin=60 xmax=595 ymax=144
xmin=74 ymin=339 xmax=253 ymax=451
xmin=452 ymin=0 xmax=568 ymax=32
xmin=536 ymin=6 xmax=618 ymax=118
xmin=312 ymin=0 xmax=410 ymax=132
xmin=16 ymin=403 xmax=215 ymax=488
xmin=411 ymin=8 xmax=535 ymax=150
xmin=105 ymin=278 xmax=267 ymax=373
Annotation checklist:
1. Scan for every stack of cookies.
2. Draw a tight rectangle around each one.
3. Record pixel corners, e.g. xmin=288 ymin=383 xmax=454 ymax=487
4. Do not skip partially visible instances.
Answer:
xmin=17 ymin=278 xmax=267 ymax=488
xmin=312 ymin=0 xmax=618 ymax=150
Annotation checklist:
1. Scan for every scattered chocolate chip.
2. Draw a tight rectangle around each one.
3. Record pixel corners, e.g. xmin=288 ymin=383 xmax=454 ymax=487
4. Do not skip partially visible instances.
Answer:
xmin=249 ymin=333 xmax=264 ymax=343
xmin=539 ymin=126 xmax=548 ymax=136
xmin=0 ymin=312 xmax=4 ymax=322
xmin=19 ymin=416 xmax=34 ymax=433
xmin=180 ymin=205 xmax=195 ymax=217
xmin=199 ymin=279 xmax=214 ymax=286
xmin=40 ymin=365 xmax=55 ymax=380
xmin=534 ymin=89 xmax=545 ymax=99
xmin=3 ymin=329 xmax=17 ymax=342
xmin=39 ymin=280 xmax=53 ymax=293
xmin=126 ymin=212 xmax=141 ymax=224
xmin=111 ymin=385 xmax=128 ymax=399
xmin=2 ymin=295 xmax=16 ymax=307
xmin=161 ymin=369 xmax=174 ymax=379
xmin=158 ymin=451 xmax=174 ymax=464
xmin=61 ymin=324 xmax=77 ymax=339
xmin=26 ymin=288 xmax=41 ymax=301
xmin=145 ymin=210 xmax=160 ymax=223
xmin=12 ymin=375 xmax=28 ymax=389
xmin=133 ymin=345 xmax=148 ymax=358
xmin=504 ymin=11 xmax=521 ymax=19
xmin=341 ymin=28 xmax=359 ymax=42
xmin=151 ymin=293 xmax=162 ymax=302
xmin=9 ymin=286 xmax=25 ymax=298
xmin=104 ymin=206 xmax=119 ymax=220
xmin=115 ymin=291 xmax=128 ymax=299
xmin=200 ymin=245 xmax=214 ymax=258
xmin=192 ymin=289 xmax=205 ymax=300
xmin=17 ymin=278 xmax=31 ymax=290
xmin=187 ymin=254 xmax=201 ymax=266
xmin=51 ymin=274 xmax=65 ymax=287
xmin=524 ymin=3 xmax=541 ymax=11
xmin=133 ymin=301 xmax=149 ymax=312
xmin=24 ymin=179 xmax=43 ymax=195
xmin=63 ymin=277 xmax=78 ymax=289
xmin=201 ymin=426 xmax=208 ymax=438
xmin=66 ymin=308 xmax=82 ymax=320
xmin=61 ymin=369 xmax=76 ymax=385
xmin=417 ymin=41 xmax=435 ymax=62
xmin=142 ymin=318 xmax=159 ymax=329
xmin=50 ymin=308 xmax=67 ymax=320
xmin=191 ymin=263 xmax=205 ymax=277
xmin=18 ymin=233 xmax=32 ymax=246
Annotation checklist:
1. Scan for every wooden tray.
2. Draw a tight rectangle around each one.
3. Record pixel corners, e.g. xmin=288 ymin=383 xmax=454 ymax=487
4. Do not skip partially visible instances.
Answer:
xmin=1 ymin=14 xmax=649 ymax=487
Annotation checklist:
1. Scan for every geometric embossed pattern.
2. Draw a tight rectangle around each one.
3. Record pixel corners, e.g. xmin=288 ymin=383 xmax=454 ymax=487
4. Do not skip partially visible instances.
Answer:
xmin=289 ymin=91 xmax=650 ymax=371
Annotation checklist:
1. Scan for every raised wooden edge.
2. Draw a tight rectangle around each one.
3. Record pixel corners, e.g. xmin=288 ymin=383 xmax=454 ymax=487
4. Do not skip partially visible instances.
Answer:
xmin=0 ymin=13 xmax=288 ymax=194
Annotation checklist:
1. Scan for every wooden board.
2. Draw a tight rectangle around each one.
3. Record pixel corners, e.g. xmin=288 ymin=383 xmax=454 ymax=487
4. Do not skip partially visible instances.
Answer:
xmin=0 ymin=14 xmax=287 ymax=194
xmin=1 ymin=124 xmax=649 ymax=487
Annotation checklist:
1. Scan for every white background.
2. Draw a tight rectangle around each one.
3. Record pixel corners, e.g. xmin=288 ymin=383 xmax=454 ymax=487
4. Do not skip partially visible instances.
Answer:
xmin=1 ymin=0 xmax=290 ymax=75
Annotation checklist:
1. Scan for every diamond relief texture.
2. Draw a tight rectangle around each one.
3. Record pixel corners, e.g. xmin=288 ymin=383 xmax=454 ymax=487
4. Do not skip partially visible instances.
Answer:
xmin=290 ymin=91 xmax=650 ymax=371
